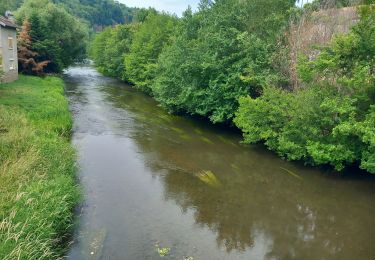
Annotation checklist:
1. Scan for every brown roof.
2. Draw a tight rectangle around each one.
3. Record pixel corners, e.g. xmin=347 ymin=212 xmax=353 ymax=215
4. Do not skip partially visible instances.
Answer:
xmin=0 ymin=16 xmax=17 ymax=29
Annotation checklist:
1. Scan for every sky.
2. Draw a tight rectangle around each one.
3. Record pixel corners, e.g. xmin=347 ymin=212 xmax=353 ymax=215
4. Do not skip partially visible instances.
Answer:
xmin=119 ymin=0 xmax=313 ymax=16
xmin=119 ymin=0 xmax=201 ymax=16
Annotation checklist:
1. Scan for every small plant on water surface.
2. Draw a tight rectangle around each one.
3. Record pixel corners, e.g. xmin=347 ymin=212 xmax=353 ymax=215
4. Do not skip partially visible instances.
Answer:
xmin=156 ymin=246 xmax=170 ymax=257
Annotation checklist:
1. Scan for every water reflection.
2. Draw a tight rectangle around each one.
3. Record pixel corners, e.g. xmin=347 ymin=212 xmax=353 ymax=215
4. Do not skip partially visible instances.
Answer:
xmin=103 ymin=82 xmax=375 ymax=259
xmin=66 ymin=66 xmax=375 ymax=260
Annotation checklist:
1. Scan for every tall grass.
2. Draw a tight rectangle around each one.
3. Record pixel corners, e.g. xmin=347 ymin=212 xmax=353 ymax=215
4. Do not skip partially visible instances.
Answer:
xmin=0 ymin=76 xmax=78 ymax=259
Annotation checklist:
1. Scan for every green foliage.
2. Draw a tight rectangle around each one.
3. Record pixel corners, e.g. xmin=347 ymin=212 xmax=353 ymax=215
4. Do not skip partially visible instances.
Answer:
xmin=156 ymin=247 xmax=170 ymax=257
xmin=90 ymin=28 xmax=112 ymax=72
xmin=51 ymin=0 xmax=136 ymax=26
xmin=134 ymin=7 xmax=158 ymax=23
xmin=0 ymin=0 xmax=23 ymax=14
xmin=153 ymin=0 xmax=294 ymax=123
xmin=234 ymin=86 xmax=359 ymax=171
xmin=16 ymin=0 xmax=89 ymax=73
xmin=298 ymin=4 xmax=375 ymax=109
xmin=235 ymin=5 xmax=375 ymax=173
xmin=0 ymin=76 xmax=78 ymax=258
xmin=0 ymin=0 xmax=136 ymax=27
xmin=302 ymin=0 xmax=375 ymax=12
xmin=91 ymin=11 xmax=176 ymax=89
xmin=90 ymin=0 xmax=374 ymax=173
xmin=124 ymin=13 xmax=177 ymax=93
xmin=91 ymin=24 xmax=138 ymax=79
xmin=91 ymin=0 xmax=294 ymax=122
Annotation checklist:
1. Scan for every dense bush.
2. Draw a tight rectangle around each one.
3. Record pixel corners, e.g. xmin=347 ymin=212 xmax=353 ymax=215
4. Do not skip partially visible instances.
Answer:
xmin=91 ymin=24 xmax=138 ymax=79
xmin=92 ymin=0 xmax=294 ymax=121
xmin=153 ymin=0 xmax=294 ymax=123
xmin=235 ymin=5 xmax=375 ymax=173
xmin=125 ymin=13 xmax=177 ymax=93
xmin=91 ymin=12 xmax=177 ymax=92
xmin=16 ymin=0 xmax=89 ymax=73
xmin=90 ymin=0 xmax=374 ymax=173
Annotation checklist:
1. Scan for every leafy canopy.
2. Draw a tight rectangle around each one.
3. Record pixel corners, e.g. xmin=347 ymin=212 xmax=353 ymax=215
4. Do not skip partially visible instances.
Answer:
xmin=16 ymin=0 xmax=89 ymax=73
xmin=235 ymin=5 xmax=375 ymax=173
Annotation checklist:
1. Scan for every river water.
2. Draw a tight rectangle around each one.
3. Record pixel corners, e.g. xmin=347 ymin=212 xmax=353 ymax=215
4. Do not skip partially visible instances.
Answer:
xmin=64 ymin=66 xmax=375 ymax=260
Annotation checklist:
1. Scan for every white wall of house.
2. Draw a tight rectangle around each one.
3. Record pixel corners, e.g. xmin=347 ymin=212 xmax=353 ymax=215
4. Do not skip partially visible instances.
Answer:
xmin=0 ymin=26 xmax=18 ymax=83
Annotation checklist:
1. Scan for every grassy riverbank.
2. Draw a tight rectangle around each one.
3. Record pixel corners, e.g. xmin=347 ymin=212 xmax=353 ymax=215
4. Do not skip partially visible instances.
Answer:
xmin=0 ymin=76 xmax=78 ymax=259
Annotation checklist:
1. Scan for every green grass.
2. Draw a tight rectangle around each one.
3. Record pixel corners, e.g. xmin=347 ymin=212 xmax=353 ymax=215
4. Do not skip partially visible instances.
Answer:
xmin=0 ymin=75 xmax=78 ymax=259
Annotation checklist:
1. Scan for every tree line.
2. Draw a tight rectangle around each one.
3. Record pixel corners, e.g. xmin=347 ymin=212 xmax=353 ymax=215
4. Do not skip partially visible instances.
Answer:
xmin=6 ymin=0 xmax=154 ymax=74
xmin=91 ymin=0 xmax=375 ymax=174
xmin=0 ymin=0 xmax=137 ymax=27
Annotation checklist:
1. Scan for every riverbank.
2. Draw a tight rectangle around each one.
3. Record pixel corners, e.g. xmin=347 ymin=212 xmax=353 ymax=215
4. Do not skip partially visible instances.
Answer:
xmin=91 ymin=3 xmax=374 ymax=175
xmin=0 ymin=76 xmax=78 ymax=259
xmin=65 ymin=65 xmax=375 ymax=259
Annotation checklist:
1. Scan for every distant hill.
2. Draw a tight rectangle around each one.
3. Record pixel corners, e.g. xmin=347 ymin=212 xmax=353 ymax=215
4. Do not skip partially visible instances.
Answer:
xmin=0 ymin=0 xmax=23 ymax=15
xmin=51 ymin=0 xmax=137 ymax=26
xmin=0 ymin=0 xmax=137 ymax=27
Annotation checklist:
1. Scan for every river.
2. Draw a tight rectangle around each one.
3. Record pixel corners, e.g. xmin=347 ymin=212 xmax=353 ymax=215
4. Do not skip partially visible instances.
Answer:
xmin=64 ymin=65 xmax=375 ymax=260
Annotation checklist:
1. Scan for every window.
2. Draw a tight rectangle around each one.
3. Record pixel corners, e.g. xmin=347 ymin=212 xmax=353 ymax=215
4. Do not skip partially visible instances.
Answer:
xmin=9 ymin=60 xmax=14 ymax=70
xmin=8 ymin=37 xmax=13 ymax=50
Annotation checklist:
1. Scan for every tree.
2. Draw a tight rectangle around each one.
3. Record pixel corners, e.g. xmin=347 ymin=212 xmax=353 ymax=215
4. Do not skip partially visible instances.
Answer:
xmin=235 ymin=5 xmax=375 ymax=173
xmin=133 ymin=7 xmax=158 ymax=23
xmin=153 ymin=0 xmax=294 ymax=123
xmin=89 ymin=0 xmax=374 ymax=173
xmin=124 ymin=13 xmax=177 ymax=93
xmin=90 ymin=23 xmax=138 ymax=79
xmin=0 ymin=0 xmax=23 ymax=14
xmin=52 ymin=0 xmax=137 ymax=26
xmin=16 ymin=0 xmax=89 ymax=73
xmin=17 ymin=19 xmax=50 ymax=75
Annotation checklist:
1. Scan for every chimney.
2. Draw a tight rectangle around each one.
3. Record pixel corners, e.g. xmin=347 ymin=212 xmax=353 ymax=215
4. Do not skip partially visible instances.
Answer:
xmin=5 ymin=11 xmax=15 ymax=24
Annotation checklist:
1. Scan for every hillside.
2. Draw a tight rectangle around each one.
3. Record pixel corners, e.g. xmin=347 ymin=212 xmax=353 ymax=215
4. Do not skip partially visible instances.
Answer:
xmin=51 ymin=0 xmax=137 ymax=26
xmin=0 ymin=0 xmax=137 ymax=26
xmin=288 ymin=6 xmax=359 ymax=87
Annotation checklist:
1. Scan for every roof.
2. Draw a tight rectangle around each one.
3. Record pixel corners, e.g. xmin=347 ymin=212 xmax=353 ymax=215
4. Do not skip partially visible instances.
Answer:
xmin=0 ymin=16 xmax=17 ymax=29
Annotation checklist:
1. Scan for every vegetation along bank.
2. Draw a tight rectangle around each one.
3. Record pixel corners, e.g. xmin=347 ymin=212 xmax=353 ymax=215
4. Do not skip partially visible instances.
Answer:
xmin=0 ymin=76 xmax=78 ymax=259
xmin=0 ymin=0 xmax=99 ymax=258
xmin=91 ymin=0 xmax=375 ymax=174
xmin=0 ymin=0 xmax=170 ymax=258
xmin=0 ymin=0 xmax=167 ymax=258
xmin=0 ymin=0 xmax=373 ymax=258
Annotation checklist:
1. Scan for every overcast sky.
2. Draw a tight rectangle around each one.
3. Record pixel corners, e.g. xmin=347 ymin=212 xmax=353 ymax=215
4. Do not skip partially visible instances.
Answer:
xmin=119 ymin=0 xmax=313 ymax=16
xmin=119 ymin=0 xmax=201 ymax=16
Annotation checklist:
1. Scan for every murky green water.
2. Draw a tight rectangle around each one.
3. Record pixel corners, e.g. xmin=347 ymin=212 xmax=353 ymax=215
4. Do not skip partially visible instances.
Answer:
xmin=65 ymin=66 xmax=375 ymax=260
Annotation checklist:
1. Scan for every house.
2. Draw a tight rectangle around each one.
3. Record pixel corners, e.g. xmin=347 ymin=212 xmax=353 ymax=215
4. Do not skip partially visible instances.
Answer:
xmin=0 ymin=12 xmax=18 ymax=83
